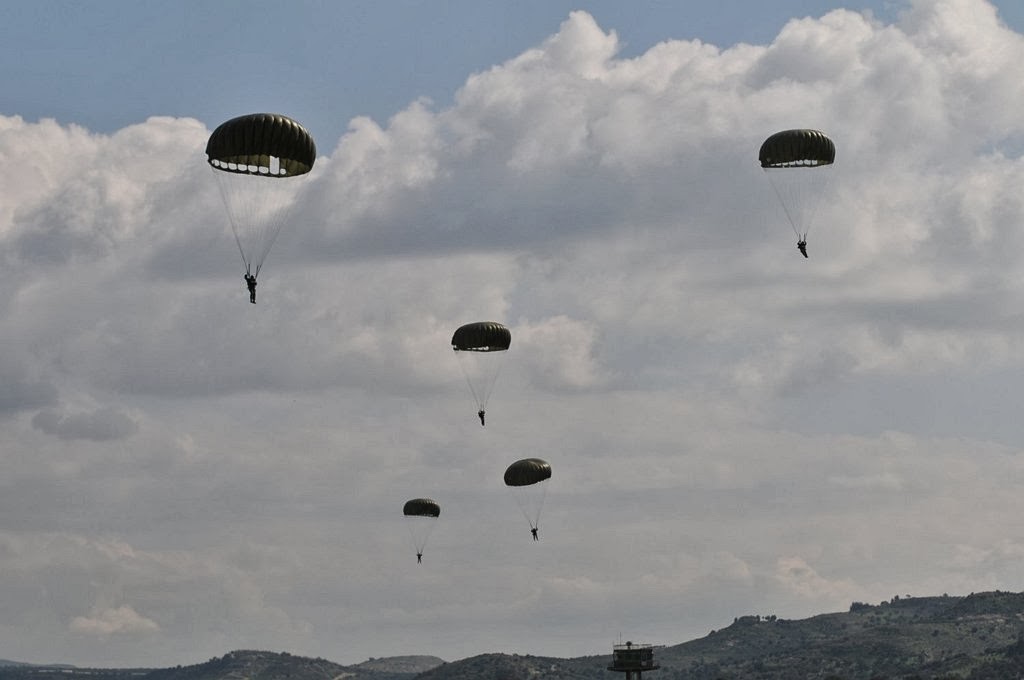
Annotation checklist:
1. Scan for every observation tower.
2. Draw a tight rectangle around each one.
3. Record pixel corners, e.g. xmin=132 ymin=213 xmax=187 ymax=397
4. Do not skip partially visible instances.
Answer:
xmin=608 ymin=641 xmax=660 ymax=680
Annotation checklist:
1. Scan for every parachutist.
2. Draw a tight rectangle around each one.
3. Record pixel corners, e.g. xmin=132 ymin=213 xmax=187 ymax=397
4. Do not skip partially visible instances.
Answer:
xmin=760 ymin=130 xmax=834 ymax=259
xmin=404 ymin=498 xmax=440 ymax=565
xmin=244 ymin=273 xmax=257 ymax=303
xmin=453 ymin=322 xmax=510 ymax=430
xmin=505 ymin=458 xmax=551 ymax=539
xmin=209 ymin=114 xmax=316 ymax=290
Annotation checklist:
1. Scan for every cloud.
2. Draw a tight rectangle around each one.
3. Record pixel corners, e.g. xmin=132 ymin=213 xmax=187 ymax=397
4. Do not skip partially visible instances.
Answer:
xmin=32 ymin=406 xmax=138 ymax=442
xmin=5 ymin=1 xmax=1022 ymax=405
xmin=514 ymin=315 xmax=607 ymax=390
xmin=70 ymin=605 xmax=159 ymax=636
xmin=775 ymin=556 xmax=859 ymax=603
xmin=6 ymin=117 xmax=208 ymax=268
xmin=0 ymin=366 xmax=57 ymax=417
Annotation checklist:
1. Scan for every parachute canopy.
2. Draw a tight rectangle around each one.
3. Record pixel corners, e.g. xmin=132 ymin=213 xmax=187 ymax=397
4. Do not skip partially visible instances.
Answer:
xmin=452 ymin=322 xmax=512 ymax=352
xmin=759 ymin=129 xmax=835 ymax=241
xmin=452 ymin=322 xmax=511 ymax=422
xmin=504 ymin=458 xmax=551 ymax=536
xmin=504 ymin=458 xmax=552 ymax=487
xmin=759 ymin=129 xmax=835 ymax=168
xmin=206 ymin=113 xmax=317 ymax=278
xmin=403 ymin=498 xmax=440 ymax=562
xmin=403 ymin=498 xmax=441 ymax=518
xmin=207 ymin=113 xmax=316 ymax=177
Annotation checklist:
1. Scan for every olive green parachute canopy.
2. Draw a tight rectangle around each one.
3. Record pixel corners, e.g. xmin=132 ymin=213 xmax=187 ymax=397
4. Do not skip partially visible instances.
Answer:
xmin=504 ymin=458 xmax=552 ymax=487
xmin=403 ymin=498 xmax=441 ymax=518
xmin=452 ymin=322 xmax=511 ymax=352
xmin=403 ymin=498 xmax=440 ymax=561
xmin=505 ymin=458 xmax=551 ymax=535
xmin=759 ymin=129 xmax=835 ymax=168
xmin=452 ymin=322 xmax=510 ymax=421
xmin=207 ymin=113 xmax=317 ymax=177
xmin=206 ymin=113 xmax=317 ymax=278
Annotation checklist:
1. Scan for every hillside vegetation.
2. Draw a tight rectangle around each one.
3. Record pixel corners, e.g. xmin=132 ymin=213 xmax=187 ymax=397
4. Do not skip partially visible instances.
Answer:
xmin=415 ymin=591 xmax=1024 ymax=679
xmin=144 ymin=651 xmax=445 ymax=680
xmin=2 ymin=591 xmax=1024 ymax=680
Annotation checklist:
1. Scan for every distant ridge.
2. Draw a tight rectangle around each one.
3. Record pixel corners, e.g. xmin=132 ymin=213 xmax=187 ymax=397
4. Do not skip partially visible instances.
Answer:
xmin=143 ymin=650 xmax=444 ymax=680
xmin=2 ymin=591 xmax=1024 ymax=680
xmin=0 ymin=652 xmax=443 ymax=680
xmin=652 ymin=591 xmax=1024 ymax=679
xmin=415 ymin=591 xmax=1024 ymax=679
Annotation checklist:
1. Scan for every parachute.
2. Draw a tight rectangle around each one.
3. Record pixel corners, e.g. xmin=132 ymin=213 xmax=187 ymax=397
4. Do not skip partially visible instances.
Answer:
xmin=452 ymin=322 xmax=511 ymax=426
xmin=403 ymin=498 xmax=440 ymax=563
xmin=759 ymin=129 xmax=835 ymax=243
xmin=206 ymin=113 xmax=317 ymax=277
xmin=504 ymin=458 xmax=551 ymax=539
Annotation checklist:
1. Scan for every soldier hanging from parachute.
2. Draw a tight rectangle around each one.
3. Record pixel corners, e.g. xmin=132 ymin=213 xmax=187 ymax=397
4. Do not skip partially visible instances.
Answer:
xmin=759 ymin=129 xmax=835 ymax=260
xmin=206 ymin=113 xmax=317 ymax=303
xmin=451 ymin=322 xmax=511 ymax=426
xmin=504 ymin=458 xmax=551 ymax=541
xmin=403 ymin=498 xmax=440 ymax=564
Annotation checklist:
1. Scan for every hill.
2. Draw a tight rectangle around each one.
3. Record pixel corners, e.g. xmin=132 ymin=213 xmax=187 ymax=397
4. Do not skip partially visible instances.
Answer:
xmin=2 ymin=591 xmax=1024 ymax=680
xmin=650 ymin=591 xmax=1024 ymax=678
xmin=352 ymin=657 xmax=447 ymax=675
xmin=414 ymin=653 xmax=607 ymax=680
xmin=414 ymin=591 xmax=1024 ymax=679
xmin=0 ymin=652 xmax=444 ymax=680
xmin=143 ymin=651 xmax=444 ymax=680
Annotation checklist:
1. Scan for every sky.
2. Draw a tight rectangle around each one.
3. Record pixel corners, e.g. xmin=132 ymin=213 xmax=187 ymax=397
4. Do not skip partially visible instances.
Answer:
xmin=1 ymin=0 xmax=1024 ymax=669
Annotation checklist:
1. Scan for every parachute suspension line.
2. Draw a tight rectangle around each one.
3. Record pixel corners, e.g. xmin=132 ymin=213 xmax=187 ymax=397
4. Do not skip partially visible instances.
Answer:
xmin=211 ymin=166 xmax=302 ymax=279
xmin=478 ymin=353 xmax=506 ymax=411
xmin=464 ymin=375 xmax=481 ymax=410
xmin=212 ymin=168 xmax=254 ymax=273
xmin=405 ymin=517 xmax=436 ymax=554
xmin=766 ymin=170 xmax=803 ymax=240
xmin=454 ymin=348 xmax=507 ymax=412
xmin=459 ymin=357 xmax=483 ymax=410
xmin=512 ymin=483 xmax=548 ymax=530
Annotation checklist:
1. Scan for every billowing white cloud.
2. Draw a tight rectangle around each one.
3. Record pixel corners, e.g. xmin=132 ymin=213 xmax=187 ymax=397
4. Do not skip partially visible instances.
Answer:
xmin=70 ymin=605 xmax=159 ymax=636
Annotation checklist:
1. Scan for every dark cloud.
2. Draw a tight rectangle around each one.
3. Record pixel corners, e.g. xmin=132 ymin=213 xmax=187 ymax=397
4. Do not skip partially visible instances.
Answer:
xmin=31 ymin=406 xmax=138 ymax=442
